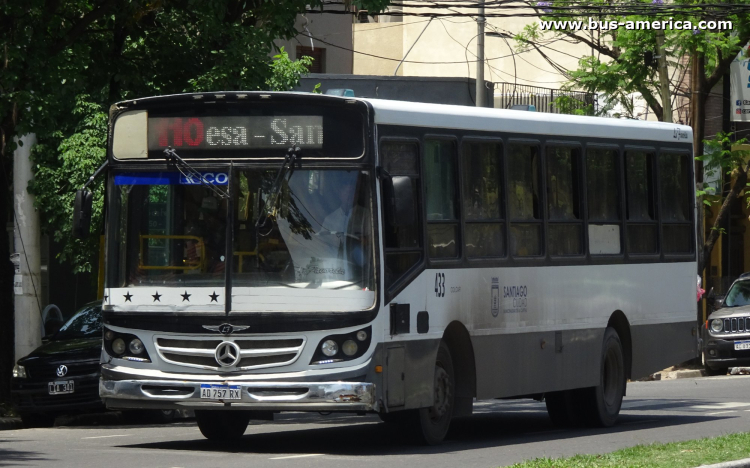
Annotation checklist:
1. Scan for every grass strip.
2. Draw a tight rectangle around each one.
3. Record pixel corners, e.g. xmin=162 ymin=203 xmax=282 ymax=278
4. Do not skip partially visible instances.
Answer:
xmin=506 ymin=432 xmax=750 ymax=468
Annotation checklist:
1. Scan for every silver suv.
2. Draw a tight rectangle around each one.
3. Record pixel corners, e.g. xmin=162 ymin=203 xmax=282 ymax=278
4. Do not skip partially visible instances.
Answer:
xmin=703 ymin=277 xmax=750 ymax=376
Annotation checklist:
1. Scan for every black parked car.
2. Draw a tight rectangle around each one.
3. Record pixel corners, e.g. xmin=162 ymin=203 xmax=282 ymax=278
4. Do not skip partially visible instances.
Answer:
xmin=703 ymin=277 xmax=750 ymax=376
xmin=11 ymin=301 xmax=174 ymax=427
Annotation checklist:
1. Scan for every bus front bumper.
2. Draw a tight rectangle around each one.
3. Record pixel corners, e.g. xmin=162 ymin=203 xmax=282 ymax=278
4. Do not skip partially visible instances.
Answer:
xmin=100 ymin=378 xmax=377 ymax=412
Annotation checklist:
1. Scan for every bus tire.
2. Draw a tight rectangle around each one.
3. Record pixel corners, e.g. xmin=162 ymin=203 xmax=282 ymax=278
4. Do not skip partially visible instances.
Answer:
xmin=195 ymin=410 xmax=251 ymax=441
xmin=415 ymin=341 xmax=455 ymax=445
xmin=582 ymin=327 xmax=626 ymax=427
xmin=544 ymin=390 xmax=580 ymax=427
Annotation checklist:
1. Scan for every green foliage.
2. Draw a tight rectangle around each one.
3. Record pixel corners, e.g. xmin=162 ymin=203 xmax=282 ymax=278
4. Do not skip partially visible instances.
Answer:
xmin=28 ymin=96 xmax=107 ymax=273
xmin=266 ymin=47 xmax=314 ymax=92
xmin=507 ymin=431 xmax=750 ymax=467
xmin=697 ymin=132 xmax=750 ymax=207
xmin=515 ymin=0 xmax=750 ymax=120
xmin=552 ymin=95 xmax=594 ymax=116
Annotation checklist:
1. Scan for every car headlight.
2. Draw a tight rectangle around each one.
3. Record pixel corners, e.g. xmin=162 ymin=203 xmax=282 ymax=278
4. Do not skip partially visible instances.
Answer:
xmin=12 ymin=363 xmax=26 ymax=378
xmin=711 ymin=319 xmax=723 ymax=333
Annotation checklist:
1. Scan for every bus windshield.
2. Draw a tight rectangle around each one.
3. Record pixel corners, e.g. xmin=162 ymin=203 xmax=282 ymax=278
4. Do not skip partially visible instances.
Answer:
xmin=111 ymin=168 xmax=376 ymax=311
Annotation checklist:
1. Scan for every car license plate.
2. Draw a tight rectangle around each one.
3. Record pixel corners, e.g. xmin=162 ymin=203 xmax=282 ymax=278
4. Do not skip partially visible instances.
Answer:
xmin=48 ymin=380 xmax=74 ymax=395
xmin=200 ymin=384 xmax=241 ymax=400
xmin=734 ymin=340 xmax=750 ymax=351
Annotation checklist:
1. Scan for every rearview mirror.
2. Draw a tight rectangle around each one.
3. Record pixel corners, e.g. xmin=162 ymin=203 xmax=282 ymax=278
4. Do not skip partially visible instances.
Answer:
xmin=72 ymin=189 xmax=93 ymax=239
xmin=383 ymin=175 xmax=415 ymax=228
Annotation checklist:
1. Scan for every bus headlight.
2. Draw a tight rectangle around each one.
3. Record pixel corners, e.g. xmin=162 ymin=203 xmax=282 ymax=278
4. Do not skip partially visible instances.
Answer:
xmin=12 ymin=363 xmax=26 ymax=378
xmin=711 ymin=319 xmax=723 ymax=333
xmin=310 ymin=326 xmax=371 ymax=365
xmin=103 ymin=328 xmax=152 ymax=362
xmin=129 ymin=338 xmax=145 ymax=355
xmin=112 ymin=338 xmax=127 ymax=355
xmin=321 ymin=340 xmax=338 ymax=357
xmin=342 ymin=340 xmax=358 ymax=356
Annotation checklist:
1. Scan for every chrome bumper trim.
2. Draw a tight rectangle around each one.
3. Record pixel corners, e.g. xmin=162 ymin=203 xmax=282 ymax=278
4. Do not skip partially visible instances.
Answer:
xmin=100 ymin=379 xmax=376 ymax=412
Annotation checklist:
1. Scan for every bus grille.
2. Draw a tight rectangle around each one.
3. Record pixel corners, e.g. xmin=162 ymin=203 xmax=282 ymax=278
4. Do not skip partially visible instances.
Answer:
xmin=154 ymin=336 xmax=305 ymax=371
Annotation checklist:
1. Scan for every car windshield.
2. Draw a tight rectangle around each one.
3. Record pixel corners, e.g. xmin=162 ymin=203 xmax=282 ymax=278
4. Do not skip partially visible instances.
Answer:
xmin=724 ymin=281 xmax=750 ymax=307
xmin=54 ymin=303 xmax=102 ymax=339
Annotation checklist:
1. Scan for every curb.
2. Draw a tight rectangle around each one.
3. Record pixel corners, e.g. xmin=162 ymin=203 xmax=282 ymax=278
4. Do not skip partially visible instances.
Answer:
xmin=700 ymin=458 xmax=750 ymax=467
xmin=651 ymin=369 xmax=705 ymax=380
xmin=0 ymin=417 xmax=22 ymax=431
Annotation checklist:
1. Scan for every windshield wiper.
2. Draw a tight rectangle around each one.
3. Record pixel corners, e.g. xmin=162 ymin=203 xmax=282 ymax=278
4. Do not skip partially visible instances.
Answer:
xmin=163 ymin=147 xmax=228 ymax=199
xmin=256 ymin=146 xmax=301 ymax=236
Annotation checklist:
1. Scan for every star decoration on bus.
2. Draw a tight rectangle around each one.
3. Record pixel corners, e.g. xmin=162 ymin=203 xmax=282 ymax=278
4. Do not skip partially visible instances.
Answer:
xmin=181 ymin=291 xmax=191 ymax=302
xmin=209 ymin=291 xmax=220 ymax=302
xmin=123 ymin=292 xmax=133 ymax=302
xmin=152 ymin=291 xmax=162 ymax=302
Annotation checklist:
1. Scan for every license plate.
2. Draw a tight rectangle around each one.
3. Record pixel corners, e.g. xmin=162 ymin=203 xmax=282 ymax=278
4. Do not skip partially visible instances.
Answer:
xmin=48 ymin=380 xmax=74 ymax=395
xmin=200 ymin=384 xmax=241 ymax=400
xmin=734 ymin=340 xmax=750 ymax=351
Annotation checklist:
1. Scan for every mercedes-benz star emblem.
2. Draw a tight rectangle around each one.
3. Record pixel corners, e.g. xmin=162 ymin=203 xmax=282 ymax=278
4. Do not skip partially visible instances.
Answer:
xmin=56 ymin=365 xmax=68 ymax=377
xmin=202 ymin=323 xmax=249 ymax=335
xmin=214 ymin=341 xmax=241 ymax=367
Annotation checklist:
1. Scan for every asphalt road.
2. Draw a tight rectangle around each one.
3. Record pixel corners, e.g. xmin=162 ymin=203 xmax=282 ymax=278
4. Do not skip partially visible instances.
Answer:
xmin=3 ymin=375 xmax=750 ymax=468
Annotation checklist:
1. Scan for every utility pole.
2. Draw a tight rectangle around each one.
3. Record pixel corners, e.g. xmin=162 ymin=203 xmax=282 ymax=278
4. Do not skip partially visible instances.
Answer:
xmin=656 ymin=30 xmax=672 ymax=122
xmin=13 ymin=133 xmax=42 ymax=363
xmin=476 ymin=0 xmax=485 ymax=107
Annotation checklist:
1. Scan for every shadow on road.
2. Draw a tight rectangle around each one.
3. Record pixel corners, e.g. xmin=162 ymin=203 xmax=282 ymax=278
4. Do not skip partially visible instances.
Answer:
xmin=0 ymin=439 xmax=49 ymax=466
xmin=116 ymin=399 xmax=732 ymax=456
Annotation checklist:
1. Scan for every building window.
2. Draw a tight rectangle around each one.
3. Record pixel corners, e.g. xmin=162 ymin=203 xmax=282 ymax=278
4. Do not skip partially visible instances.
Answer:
xmin=296 ymin=46 xmax=325 ymax=73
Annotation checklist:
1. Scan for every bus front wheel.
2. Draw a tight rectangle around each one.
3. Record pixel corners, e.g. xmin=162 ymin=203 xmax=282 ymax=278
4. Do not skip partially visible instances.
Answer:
xmin=195 ymin=410 xmax=251 ymax=441
xmin=581 ymin=327 xmax=626 ymax=427
xmin=415 ymin=341 xmax=455 ymax=445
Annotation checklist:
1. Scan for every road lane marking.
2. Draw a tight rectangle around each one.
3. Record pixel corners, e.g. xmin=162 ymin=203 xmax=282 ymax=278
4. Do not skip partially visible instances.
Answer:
xmin=269 ymin=454 xmax=323 ymax=460
xmin=692 ymin=402 xmax=750 ymax=410
xmin=81 ymin=434 xmax=131 ymax=439
xmin=706 ymin=410 xmax=738 ymax=416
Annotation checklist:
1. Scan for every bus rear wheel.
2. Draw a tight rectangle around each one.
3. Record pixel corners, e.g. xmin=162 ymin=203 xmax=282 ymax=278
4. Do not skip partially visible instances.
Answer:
xmin=195 ymin=410 xmax=251 ymax=441
xmin=415 ymin=341 xmax=455 ymax=445
xmin=581 ymin=327 xmax=626 ymax=427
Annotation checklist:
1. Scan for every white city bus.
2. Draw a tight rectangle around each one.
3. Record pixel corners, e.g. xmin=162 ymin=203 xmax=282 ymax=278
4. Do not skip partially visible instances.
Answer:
xmin=85 ymin=92 xmax=697 ymax=444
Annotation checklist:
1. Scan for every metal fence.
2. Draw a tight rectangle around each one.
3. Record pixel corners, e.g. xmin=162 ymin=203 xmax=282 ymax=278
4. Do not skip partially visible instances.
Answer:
xmin=494 ymin=82 xmax=596 ymax=114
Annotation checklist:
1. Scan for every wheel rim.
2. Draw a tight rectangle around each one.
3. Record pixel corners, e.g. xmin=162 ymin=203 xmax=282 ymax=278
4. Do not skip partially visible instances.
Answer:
xmin=428 ymin=364 xmax=452 ymax=422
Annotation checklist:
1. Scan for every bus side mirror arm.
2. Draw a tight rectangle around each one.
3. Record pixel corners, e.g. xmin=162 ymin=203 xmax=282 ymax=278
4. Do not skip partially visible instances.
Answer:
xmin=72 ymin=160 xmax=108 ymax=239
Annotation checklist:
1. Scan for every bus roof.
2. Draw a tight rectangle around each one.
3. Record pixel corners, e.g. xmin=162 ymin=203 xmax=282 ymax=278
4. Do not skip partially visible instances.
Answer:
xmin=112 ymin=92 xmax=692 ymax=146
xmin=364 ymin=98 xmax=692 ymax=145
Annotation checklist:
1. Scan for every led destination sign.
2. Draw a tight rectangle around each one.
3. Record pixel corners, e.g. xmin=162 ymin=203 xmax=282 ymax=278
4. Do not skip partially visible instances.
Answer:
xmin=148 ymin=116 xmax=324 ymax=151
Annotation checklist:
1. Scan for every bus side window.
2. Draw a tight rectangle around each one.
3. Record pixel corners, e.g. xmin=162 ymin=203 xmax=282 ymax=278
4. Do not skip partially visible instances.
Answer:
xmin=508 ymin=143 xmax=543 ymax=257
xmin=586 ymin=147 xmax=621 ymax=255
xmin=424 ymin=139 xmax=459 ymax=259
xmin=380 ymin=141 xmax=422 ymax=290
xmin=546 ymin=146 xmax=583 ymax=256
xmin=462 ymin=141 xmax=505 ymax=258
xmin=659 ymin=152 xmax=693 ymax=254
xmin=625 ymin=150 xmax=658 ymax=254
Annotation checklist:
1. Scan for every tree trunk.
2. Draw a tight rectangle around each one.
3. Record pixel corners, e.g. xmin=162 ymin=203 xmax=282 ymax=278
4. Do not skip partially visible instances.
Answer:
xmin=701 ymin=162 xmax=749 ymax=276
